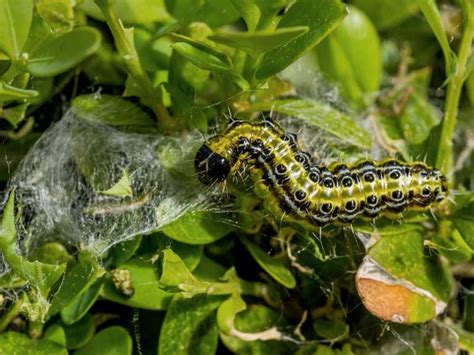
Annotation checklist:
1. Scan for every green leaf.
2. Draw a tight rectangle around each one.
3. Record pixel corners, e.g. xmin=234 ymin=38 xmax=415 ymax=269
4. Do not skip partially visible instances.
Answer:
xmin=452 ymin=199 xmax=474 ymax=250
xmin=209 ymin=26 xmax=309 ymax=58
xmin=241 ymin=239 xmax=296 ymax=289
xmin=60 ymin=280 xmax=104 ymax=325
xmin=35 ymin=0 xmax=74 ymax=34
xmin=62 ymin=313 xmax=95 ymax=350
xmin=172 ymin=42 xmax=249 ymax=90
xmin=156 ymin=237 xmax=203 ymax=271
xmin=29 ymin=242 xmax=74 ymax=266
xmin=0 ymin=103 xmax=28 ymax=128
xmin=313 ymin=319 xmax=349 ymax=342
xmin=26 ymin=27 xmax=102 ymax=77
xmin=0 ymin=331 xmax=67 ymax=354
xmin=165 ymin=0 xmax=239 ymax=27
xmin=315 ymin=5 xmax=381 ymax=107
xmin=99 ymin=170 xmax=133 ymax=197
xmin=157 ymin=248 xmax=198 ymax=291
xmin=399 ymin=92 xmax=441 ymax=144
xmin=72 ymin=94 xmax=155 ymax=126
xmin=80 ymin=0 xmax=170 ymax=24
xmin=229 ymin=0 xmax=293 ymax=32
xmin=369 ymin=231 xmax=452 ymax=303
xmin=169 ymin=33 xmax=231 ymax=66
xmin=431 ymin=229 xmax=473 ymax=264
xmin=158 ymin=294 xmax=222 ymax=355
xmin=352 ymin=0 xmax=419 ymax=30
xmin=100 ymin=257 xmax=173 ymax=310
xmin=162 ymin=210 xmax=234 ymax=245
xmin=108 ymin=235 xmax=143 ymax=267
xmin=252 ymin=99 xmax=372 ymax=149
xmin=75 ymin=326 xmax=133 ymax=355
xmin=48 ymin=251 xmax=104 ymax=317
xmin=255 ymin=0 xmax=346 ymax=79
xmin=415 ymin=0 xmax=456 ymax=76
xmin=0 ymin=0 xmax=34 ymax=59
xmin=44 ymin=324 xmax=67 ymax=346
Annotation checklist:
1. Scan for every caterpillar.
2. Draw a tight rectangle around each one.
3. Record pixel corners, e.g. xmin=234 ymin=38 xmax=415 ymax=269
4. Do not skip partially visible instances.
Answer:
xmin=194 ymin=119 xmax=448 ymax=228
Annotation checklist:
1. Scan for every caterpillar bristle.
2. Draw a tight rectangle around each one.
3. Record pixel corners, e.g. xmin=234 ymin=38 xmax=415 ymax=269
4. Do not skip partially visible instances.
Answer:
xmin=195 ymin=120 xmax=448 ymax=228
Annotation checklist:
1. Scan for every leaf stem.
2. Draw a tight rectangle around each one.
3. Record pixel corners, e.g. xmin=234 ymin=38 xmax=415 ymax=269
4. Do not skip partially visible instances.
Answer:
xmin=93 ymin=0 xmax=173 ymax=129
xmin=436 ymin=0 xmax=474 ymax=177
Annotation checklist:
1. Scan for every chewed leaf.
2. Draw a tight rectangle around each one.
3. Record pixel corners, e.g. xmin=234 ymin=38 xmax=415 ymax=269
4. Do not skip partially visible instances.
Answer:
xmin=356 ymin=230 xmax=452 ymax=323
xmin=99 ymin=170 xmax=133 ymax=198
xmin=356 ymin=257 xmax=440 ymax=323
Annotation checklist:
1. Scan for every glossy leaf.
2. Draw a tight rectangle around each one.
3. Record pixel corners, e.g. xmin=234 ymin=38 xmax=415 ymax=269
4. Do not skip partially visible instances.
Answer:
xmin=62 ymin=313 xmax=95 ymax=350
xmin=251 ymin=99 xmax=372 ymax=148
xmin=162 ymin=210 xmax=234 ymax=245
xmin=158 ymin=294 xmax=222 ymax=355
xmin=241 ymin=239 xmax=296 ymax=289
xmin=209 ymin=27 xmax=309 ymax=58
xmin=313 ymin=319 xmax=349 ymax=342
xmin=75 ymin=326 xmax=133 ymax=355
xmin=27 ymin=27 xmax=102 ymax=77
xmin=60 ymin=280 xmax=105 ymax=325
xmin=172 ymin=42 xmax=249 ymax=90
xmin=255 ymin=0 xmax=346 ymax=79
xmin=229 ymin=0 xmax=292 ymax=31
xmin=165 ymin=0 xmax=239 ymax=27
xmin=353 ymin=0 xmax=419 ymax=30
xmin=80 ymin=0 xmax=170 ymax=24
xmin=108 ymin=235 xmax=143 ymax=267
xmin=315 ymin=5 xmax=381 ymax=107
xmin=0 ymin=0 xmax=34 ymax=59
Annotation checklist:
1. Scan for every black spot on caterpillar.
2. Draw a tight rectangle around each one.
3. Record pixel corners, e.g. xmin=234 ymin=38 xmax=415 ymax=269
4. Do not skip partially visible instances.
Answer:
xmin=195 ymin=120 xmax=448 ymax=227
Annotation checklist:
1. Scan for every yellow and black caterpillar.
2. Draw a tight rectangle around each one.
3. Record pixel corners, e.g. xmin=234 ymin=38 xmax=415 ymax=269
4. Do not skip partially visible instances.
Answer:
xmin=195 ymin=120 xmax=448 ymax=227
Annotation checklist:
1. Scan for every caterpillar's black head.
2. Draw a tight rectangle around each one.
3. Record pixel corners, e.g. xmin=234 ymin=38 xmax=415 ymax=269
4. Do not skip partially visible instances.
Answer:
xmin=195 ymin=144 xmax=231 ymax=185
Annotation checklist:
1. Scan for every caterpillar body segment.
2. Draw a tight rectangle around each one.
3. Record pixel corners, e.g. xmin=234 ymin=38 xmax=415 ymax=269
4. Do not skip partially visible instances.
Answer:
xmin=194 ymin=120 xmax=448 ymax=227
